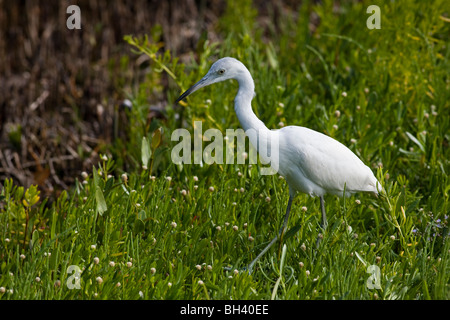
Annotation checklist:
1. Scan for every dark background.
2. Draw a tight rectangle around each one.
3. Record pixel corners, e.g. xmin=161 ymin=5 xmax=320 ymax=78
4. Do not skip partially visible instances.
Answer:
xmin=0 ymin=0 xmax=304 ymax=198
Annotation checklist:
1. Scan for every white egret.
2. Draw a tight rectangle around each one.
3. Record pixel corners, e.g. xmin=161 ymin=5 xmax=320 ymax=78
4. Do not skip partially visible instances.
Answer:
xmin=176 ymin=57 xmax=381 ymax=273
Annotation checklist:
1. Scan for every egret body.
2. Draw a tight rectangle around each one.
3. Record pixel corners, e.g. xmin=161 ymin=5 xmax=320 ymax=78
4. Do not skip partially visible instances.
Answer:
xmin=176 ymin=57 xmax=381 ymax=273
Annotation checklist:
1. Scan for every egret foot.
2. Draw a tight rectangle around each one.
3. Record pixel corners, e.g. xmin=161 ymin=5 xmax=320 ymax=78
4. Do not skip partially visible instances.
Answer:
xmin=246 ymin=195 xmax=293 ymax=274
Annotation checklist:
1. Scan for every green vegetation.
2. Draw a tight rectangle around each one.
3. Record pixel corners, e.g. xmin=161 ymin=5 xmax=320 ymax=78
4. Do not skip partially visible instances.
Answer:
xmin=1 ymin=0 xmax=449 ymax=299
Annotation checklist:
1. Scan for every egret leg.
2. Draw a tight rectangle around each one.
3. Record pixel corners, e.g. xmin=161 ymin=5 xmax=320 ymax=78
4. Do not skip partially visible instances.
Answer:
xmin=320 ymin=196 xmax=328 ymax=230
xmin=316 ymin=196 xmax=328 ymax=247
xmin=247 ymin=195 xmax=293 ymax=274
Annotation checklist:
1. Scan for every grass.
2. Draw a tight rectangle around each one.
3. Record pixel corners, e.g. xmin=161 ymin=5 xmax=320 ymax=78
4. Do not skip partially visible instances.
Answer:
xmin=1 ymin=0 xmax=449 ymax=300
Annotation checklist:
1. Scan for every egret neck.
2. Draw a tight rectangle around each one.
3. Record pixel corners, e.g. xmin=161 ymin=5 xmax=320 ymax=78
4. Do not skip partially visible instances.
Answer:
xmin=233 ymin=66 xmax=273 ymax=160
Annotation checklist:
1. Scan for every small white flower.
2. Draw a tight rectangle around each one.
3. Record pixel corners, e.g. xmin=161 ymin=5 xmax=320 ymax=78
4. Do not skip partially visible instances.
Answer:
xmin=20 ymin=254 xmax=25 ymax=260
xmin=333 ymin=124 xmax=338 ymax=130
xmin=150 ymin=267 xmax=156 ymax=274
xmin=94 ymin=257 xmax=99 ymax=264
xmin=233 ymin=225 xmax=238 ymax=231
xmin=81 ymin=171 xmax=88 ymax=179
xmin=233 ymin=269 xmax=239 ymax=275
xmin=248 ymin=236 xmax=254 ymax=241
xmin=90 ymin=244 xmax=96 ymax=250
xmin=121 ymin=173 xmax=128 ymax=182
xmin=216 ymin=226 xmax=222 ymax=231
xmin=301 ymin=206 xmax=307 ymax=212
xmin=0 ymin=287 xmax=5 ymax=293
xmin=341 ymin=91 xmax=347 ymax=97
xmin=193 ymin=176 xmax=199 ymax=182
xmin=168 ymin=282 xmax=172 ymax=287
xmin=208 ymin=186 xmax=215 ymax=192
xmin=101 ymin=154 xmax=108 ymax=161
xmin=166 ymin=176 xmax=172 ymax=182
xmin=355 ymin=199 xmax=361 ymax=205
xmin=299 ymin=262 xmax=304 ymax=268
xmin=305 ymin=270 xmax=310 ymax=276
xmin=390 ymin=235 xmax=395 ymax=240
xmin=196 ymin=265 xmax=202 ymax=270
xmin=96 ymin=277 xmax=103 ymax=284
xmin=180 ymin=189 xmax=187 ymax=196
xmin=198 ymin=280 xmax=204 ymax=285
xmin=334 ymin=110 xmax=341 ymax=117
xmin=109 ymin=261 xmax=115 ymax=267
xmin=240 ymin=187 xmax=245 ymax=193
xmin=301 ymin=243 xmax=306 ymax=251
xmin=35 ymin=277 xmax=41 ymax=283
xmin=171 ymin=221 xmax=177 ymax=228
xmin=265 ymin=196 xmax=271 ymax=202
xmin=139 ymin=291 xmax=144 ymax=298
xmin=127 ymin=261 xmax=132 ymax=268
xmin=207 ymin=265 xmax=212 ymax=271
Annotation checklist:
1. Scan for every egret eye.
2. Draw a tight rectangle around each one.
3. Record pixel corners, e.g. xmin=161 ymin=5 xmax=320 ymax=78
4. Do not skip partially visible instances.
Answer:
xmin=218 ymin=69 xmax=225 ymax=75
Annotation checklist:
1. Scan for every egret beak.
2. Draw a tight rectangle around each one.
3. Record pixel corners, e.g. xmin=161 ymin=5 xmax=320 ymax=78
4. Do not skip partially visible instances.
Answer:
xmin=175 ymin=76 xmax=209 ymax=103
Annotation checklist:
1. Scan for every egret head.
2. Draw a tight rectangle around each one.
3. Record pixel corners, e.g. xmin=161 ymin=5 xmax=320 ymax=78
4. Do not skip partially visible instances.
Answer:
xmin=176 ymin=57 xmax=246 ymax=103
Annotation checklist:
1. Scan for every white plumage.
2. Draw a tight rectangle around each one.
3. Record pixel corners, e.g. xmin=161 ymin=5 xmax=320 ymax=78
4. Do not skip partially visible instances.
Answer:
xmin=277 ymin=125 xmax=379 ymax=197
xmin=177 ymin=57 xmax=381 ymax=272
